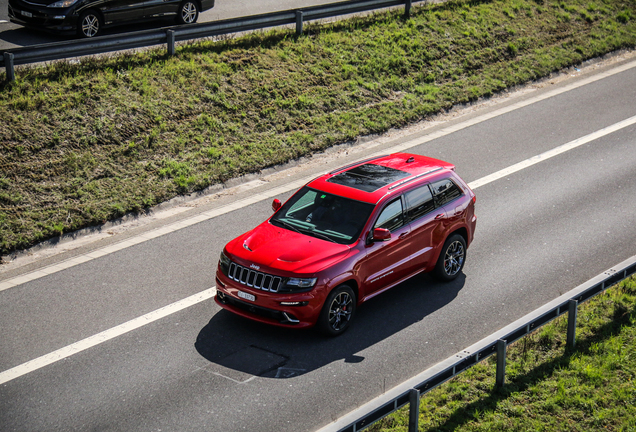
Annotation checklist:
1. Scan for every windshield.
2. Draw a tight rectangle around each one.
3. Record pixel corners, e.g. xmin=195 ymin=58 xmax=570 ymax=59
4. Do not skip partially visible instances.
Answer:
xmin=270 ymin=187 xmax=375 ymax=245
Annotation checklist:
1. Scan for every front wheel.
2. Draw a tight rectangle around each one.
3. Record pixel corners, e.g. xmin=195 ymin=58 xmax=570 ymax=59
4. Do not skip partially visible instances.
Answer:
xmin=176 ymin=0 xmax=200 ymax=24
xmin=78 ymin=10 xmax=102 ymax=38
xmin=433 ymin=234 xmax=467 ymax=281
xmin=318 ymin=285 xmax=356 ymax=336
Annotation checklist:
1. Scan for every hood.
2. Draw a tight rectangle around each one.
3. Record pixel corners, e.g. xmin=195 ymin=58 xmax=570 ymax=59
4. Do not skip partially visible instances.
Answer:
xmin=30 ymin=0 xmax=55 ymax=5
xmin=226 ymin=221 xmax=351 ymax=274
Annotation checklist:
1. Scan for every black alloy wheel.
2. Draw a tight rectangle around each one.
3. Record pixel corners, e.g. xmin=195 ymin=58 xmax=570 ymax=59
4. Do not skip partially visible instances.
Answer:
xmin=433 ymin=234 xmax=467 ymax=281
xmin=318 ymin=285 xmax=356 ymax=336
xmin=78 ymin=10 xmax=101 ymax=38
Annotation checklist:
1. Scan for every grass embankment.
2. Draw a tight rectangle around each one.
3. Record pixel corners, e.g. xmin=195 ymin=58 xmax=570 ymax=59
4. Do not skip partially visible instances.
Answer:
xmin=1 ymin=0 xmax=635 ymax=255
xmin=369 ymin=276 xmax=636 ymax=432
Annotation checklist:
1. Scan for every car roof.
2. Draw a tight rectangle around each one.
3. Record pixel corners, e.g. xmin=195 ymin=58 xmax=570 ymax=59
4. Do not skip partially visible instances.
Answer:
xmin=307 ymin=153 xmax=455 ymax=204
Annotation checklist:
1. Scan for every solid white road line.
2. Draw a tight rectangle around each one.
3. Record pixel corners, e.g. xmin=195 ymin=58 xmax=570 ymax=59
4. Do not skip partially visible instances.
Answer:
xmin=1 ymin=113 xmax=635 ymax=385
xmin=467 ymin=114 xmax=636 ymax=190
xmin=0 ymin=288 xmax=216 ymax=385
xmin=1 ymin=58 xmax=635 ymax=294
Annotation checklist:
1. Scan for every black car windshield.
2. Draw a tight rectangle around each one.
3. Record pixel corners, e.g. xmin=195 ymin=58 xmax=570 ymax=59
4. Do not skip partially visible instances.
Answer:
xmin=270 ymin=187 xmax=375 ymax=245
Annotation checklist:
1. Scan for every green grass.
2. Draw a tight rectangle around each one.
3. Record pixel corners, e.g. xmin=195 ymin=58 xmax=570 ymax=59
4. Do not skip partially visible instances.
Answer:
xmin=368 ymin=276 xmax=636 ymax=431
xmin=1 ymin=0 xmax=635 ymax=255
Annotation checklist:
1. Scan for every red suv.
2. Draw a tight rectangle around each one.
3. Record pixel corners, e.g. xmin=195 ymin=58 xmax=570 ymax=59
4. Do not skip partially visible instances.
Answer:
xmin=215 ymin=153 xmax=476 ymax=335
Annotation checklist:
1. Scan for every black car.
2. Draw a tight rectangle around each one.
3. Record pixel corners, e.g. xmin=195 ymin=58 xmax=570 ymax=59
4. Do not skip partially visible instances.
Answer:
xmin=8 ymin=0 xmax=215 ymax=38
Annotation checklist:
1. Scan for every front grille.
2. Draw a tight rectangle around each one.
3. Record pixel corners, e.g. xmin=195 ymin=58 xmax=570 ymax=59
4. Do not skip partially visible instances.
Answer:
xmin=228 ymin=262 xmax=282 ymax=292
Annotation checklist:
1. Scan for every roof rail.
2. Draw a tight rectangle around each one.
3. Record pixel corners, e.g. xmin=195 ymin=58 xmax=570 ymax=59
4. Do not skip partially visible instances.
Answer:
xmin=388 ymin=167 xmax=443 ymax=190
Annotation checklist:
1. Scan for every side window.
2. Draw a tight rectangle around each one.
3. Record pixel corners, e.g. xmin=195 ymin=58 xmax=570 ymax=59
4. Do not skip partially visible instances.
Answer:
xmin=405 ymin=185 xmax=435 ymax=222
xmin=374 ymin=198 xmax=404 ymax=232
xmin=431 ymin=178 xmax=463 ymax=207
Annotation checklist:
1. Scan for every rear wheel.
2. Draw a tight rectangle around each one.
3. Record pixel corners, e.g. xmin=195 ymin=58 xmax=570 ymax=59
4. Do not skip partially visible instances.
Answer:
xmin=318 ymin=285 xmax=356 ymax=336
xmin=176 ymin=0 xmax=199 ymax=24
xmin=78 ymin=10 xmax=102 ymax=38
xmin=433 ymin=234 xmax=466 ymax=281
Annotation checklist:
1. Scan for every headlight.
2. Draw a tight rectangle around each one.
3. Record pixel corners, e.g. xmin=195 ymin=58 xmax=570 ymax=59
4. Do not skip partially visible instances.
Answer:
xmin=281 ymin=277 xmax=317 ymax=291
xmin=48 ymin=0 xmax=78 ymax=7
xmin=219 ymin=251 xmax=230 ymax=275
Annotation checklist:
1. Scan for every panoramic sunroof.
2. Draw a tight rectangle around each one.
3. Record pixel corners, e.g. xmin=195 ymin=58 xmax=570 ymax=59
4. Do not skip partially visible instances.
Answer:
xmin=327 ymin=163 xmax=411 ymax=192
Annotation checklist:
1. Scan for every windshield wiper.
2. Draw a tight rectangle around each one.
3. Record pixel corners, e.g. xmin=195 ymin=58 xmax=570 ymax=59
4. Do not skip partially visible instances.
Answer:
xmin=273 ymin=219 xmax=302 ymax=234
xmin=274 ymin=219 xmax=337 ymax=243
xmin=304 ymin=230 xmax=337 ymax=243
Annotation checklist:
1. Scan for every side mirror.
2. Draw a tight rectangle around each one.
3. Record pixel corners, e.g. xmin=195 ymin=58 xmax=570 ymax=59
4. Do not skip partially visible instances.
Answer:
xmin=371 ymin=228 xmax=391 ymax=242
xmin=272 ymin=199 xmax=282 ymax=212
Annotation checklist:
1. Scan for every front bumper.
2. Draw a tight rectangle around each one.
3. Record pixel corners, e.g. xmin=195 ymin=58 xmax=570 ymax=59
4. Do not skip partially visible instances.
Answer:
xmin=8 ymin=2 xmax=77 ymax=34
xmin=200 ymin=0 xmax=215 ymax=12
xmin=215 ymin=272 xmax=323 ymax=329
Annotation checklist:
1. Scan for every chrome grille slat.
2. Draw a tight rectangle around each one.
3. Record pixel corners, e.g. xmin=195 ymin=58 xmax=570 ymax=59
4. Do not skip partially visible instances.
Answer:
xmin=226 ymin=261 xmax=281 ymax=292
xmin=247 ymin=271 xmax=256 ymax=287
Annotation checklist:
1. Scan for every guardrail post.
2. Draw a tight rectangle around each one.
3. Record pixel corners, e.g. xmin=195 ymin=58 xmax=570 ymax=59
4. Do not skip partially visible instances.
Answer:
xmin=567 ymin=299 xmax=578 ymax=349
xmin=496 ymin=339 xmax=506 ymax=388
xmin=296 ymin=11 xmax=304 ymax=36
xmin=405 ymin=0 xmax=412 ymax=17
xmin=408 ymin=389 xmax=420 ymax=432
xmin=167 ymin=30 xmax=176 ymax=56
xmin=4 ymin=52 xmax=15 ymax=82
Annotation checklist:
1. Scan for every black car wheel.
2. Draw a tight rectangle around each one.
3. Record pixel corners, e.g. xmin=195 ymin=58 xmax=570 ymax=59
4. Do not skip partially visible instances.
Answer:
xmin=433 ymin=234 xmax=467 ymax=281
xmin=318 ymin=285 xmax=356 ymax=336
xmin=78 ymin=10 xmax=102 ymax=38
xmin=177 ymin=0 xmax=199 ymax=24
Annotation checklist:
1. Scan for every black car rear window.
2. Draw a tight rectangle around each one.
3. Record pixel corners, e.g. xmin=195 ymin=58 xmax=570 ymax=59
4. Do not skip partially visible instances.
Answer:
xmin=327 ymin=164 xmax=410 ymax=192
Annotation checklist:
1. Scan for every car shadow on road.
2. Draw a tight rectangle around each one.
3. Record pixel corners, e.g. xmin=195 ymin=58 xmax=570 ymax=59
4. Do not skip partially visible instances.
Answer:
xmin=0 ymin=27 xmax=70 ymax=47
xmin=194 ymin=273 xmax=465 ymax=380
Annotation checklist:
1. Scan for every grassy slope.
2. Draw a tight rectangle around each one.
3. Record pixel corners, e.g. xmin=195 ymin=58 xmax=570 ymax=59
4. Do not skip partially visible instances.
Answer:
xmin=368 ymin=277 xmax=636 ymax=432
xmin=0 ymin=0 xmax=635 ymax=255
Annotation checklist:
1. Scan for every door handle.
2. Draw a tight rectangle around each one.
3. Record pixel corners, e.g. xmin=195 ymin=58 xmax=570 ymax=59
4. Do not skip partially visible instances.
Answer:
xmin=434 ymin=213 xmax=445 ymax=220
xmin=399 ymin=232 xmax=409 ymax=239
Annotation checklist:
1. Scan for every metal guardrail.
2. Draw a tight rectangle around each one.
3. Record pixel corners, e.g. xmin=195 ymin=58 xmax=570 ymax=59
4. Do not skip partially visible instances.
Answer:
xmin=318 ymin=255 xmax=636 ymax=432
xmin=1 ymin=0 xmax=417 ymax=81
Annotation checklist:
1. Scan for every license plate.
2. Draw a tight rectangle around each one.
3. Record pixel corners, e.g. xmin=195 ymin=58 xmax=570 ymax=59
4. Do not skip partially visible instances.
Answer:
xmin=237 ymin=291 xmax=256 ymax=302
xmin=21 ymin=10 xmax=33 ymax=17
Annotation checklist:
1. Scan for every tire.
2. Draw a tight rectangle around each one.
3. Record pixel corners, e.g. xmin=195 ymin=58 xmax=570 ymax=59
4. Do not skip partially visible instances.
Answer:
xmin=433 ymin=234 xmax=467 ymax=281
xmin=318 ymin=285 xmax=356 ymax=336
xmin=176 ymin=0 xmax=200 ymax=24
xmin=78 ymin=10 xmax=102 ymax=38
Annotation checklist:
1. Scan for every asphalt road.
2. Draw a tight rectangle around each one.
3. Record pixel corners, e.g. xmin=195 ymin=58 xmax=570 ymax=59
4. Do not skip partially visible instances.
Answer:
xmin=0 ymin=0 xmax=332 ymax=50
xmin=1 ymin=56 xmax=636 ymax=431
